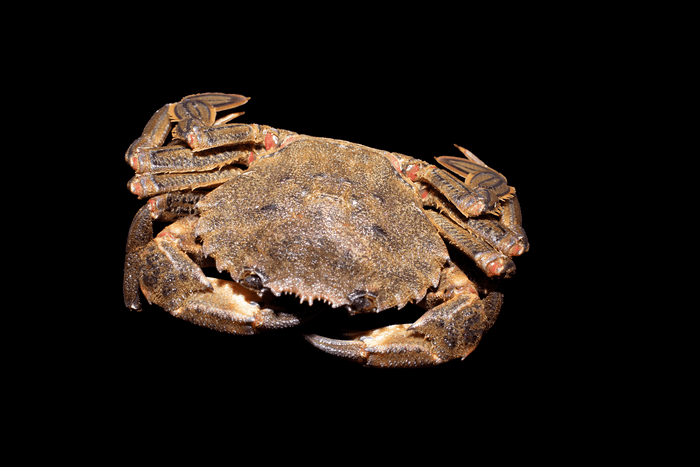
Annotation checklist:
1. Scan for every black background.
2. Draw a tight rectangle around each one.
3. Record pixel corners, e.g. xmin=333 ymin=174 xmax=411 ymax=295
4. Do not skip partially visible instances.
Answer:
xmin=55 ymin=43 xmax=581 ymax=427
xmin=20 ymin=11 xmax=658 ymax=458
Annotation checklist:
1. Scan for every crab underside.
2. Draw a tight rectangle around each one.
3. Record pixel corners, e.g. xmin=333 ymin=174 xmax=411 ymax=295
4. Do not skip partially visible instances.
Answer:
xmin=123 ymin=93 xmax=529 ymax=368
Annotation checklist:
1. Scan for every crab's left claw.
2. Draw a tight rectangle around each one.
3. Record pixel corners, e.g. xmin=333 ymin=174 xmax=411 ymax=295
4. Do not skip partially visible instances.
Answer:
xmin=305 ymin=325 xmax=441 ymax=367
xmin=305 ymin=292 xmax=503 ymax=368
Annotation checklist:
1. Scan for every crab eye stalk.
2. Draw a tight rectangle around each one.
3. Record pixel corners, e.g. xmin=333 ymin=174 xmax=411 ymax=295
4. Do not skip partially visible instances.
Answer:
xmin=241 ymin=268 xmax=268 ymax=294
xmin=243 ymin=274 xmax=263 ymax=290
xmin=347 ymin=290 xmax=378 ymax=314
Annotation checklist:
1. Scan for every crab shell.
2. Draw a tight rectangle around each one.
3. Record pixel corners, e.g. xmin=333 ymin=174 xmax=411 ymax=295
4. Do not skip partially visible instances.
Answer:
xmin=194 ymin=135 xmax=450 ymax=313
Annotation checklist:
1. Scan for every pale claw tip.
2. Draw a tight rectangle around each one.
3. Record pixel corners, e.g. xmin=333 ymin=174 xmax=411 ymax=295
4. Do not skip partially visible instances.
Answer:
xmin=304 ymin=334 xmax=368 ymax=364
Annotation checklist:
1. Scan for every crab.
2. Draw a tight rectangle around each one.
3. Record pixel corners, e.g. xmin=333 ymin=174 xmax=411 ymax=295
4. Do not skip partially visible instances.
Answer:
xmin=123 ymin=93 xmax=528 ymax=368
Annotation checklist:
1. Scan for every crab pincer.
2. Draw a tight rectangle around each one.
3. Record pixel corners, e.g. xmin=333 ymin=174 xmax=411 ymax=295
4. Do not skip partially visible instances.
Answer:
xmin=305 ymin=292 xmax=503 ymax=368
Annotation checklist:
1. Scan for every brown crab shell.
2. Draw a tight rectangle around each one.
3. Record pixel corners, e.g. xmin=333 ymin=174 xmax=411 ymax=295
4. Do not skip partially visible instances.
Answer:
xmin=195 ymin=136 xmax=449 ymax=312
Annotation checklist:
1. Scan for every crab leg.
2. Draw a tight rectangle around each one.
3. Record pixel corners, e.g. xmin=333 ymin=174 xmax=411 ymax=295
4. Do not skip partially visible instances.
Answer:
xmin=425 ymin=210 xmax=515 ymax=277
xmin=169 ymin=94 xmax=249 ymax=130
xmin=125 ymin=93 xmax=250 ymax=164
xmin=128 ymin=167 xmax=243 ymax=199
xmin=305 ymin=291 xmax=503 ymax=368
xmin=435 ymin=145 xmax=514 ymax=205
xmin=421 ymin=186 xmax=527 ymax=258
xmin=180 ymin=123 xmax=266 ymax=152
xmin=167 ymin=94 xmax=269 ymax=152
xmin=414 ymin=165 xmax=491 ymax=217
xmin=144 ymin=190 xmax=207 ymax=221
xmin=124 ymin=104 xmax=173 ymax=165
xmin=465 ymin=217 xmax=527 ymax=257
xmin=392 ymin=149 xmax=510 ymax=218
xmin=500 ymin=195 xmax=529 ymax=253
xmin=129 ymin=141 xmax=251 ymax=175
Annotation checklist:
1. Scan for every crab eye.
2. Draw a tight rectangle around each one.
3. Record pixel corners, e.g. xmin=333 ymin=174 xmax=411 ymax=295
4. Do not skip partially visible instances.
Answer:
xmin=243 ymin=274 xmax=263 ymax=290
xmin=241 ymin=268 xmax=268 ymax=292
xmin=347 ymin=290 xmax=378 ymax=314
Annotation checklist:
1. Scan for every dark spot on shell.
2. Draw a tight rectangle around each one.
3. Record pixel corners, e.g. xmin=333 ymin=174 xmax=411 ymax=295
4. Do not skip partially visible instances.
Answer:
xmin=371 ymin=225 xmax=387 ymax=238
xmin=259 ymin=204 xmax=277 ymax=213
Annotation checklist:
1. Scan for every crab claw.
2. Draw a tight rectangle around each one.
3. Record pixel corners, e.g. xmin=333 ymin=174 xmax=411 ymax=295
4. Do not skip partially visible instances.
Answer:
xmin=303 ymin=334 xmax=371 ymax=365
xmin=304 ymin=292 xmax=503 ymax=368
xmin=304 ymin=325 xmax=441 ymax=368
xmin=174 ymin=278 xmax=302 ymax=335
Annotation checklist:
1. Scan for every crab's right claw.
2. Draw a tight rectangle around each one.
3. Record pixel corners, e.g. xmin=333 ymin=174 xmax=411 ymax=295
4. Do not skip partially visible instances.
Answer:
xmin=305 ymin=292 xmax=503 ymax=368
